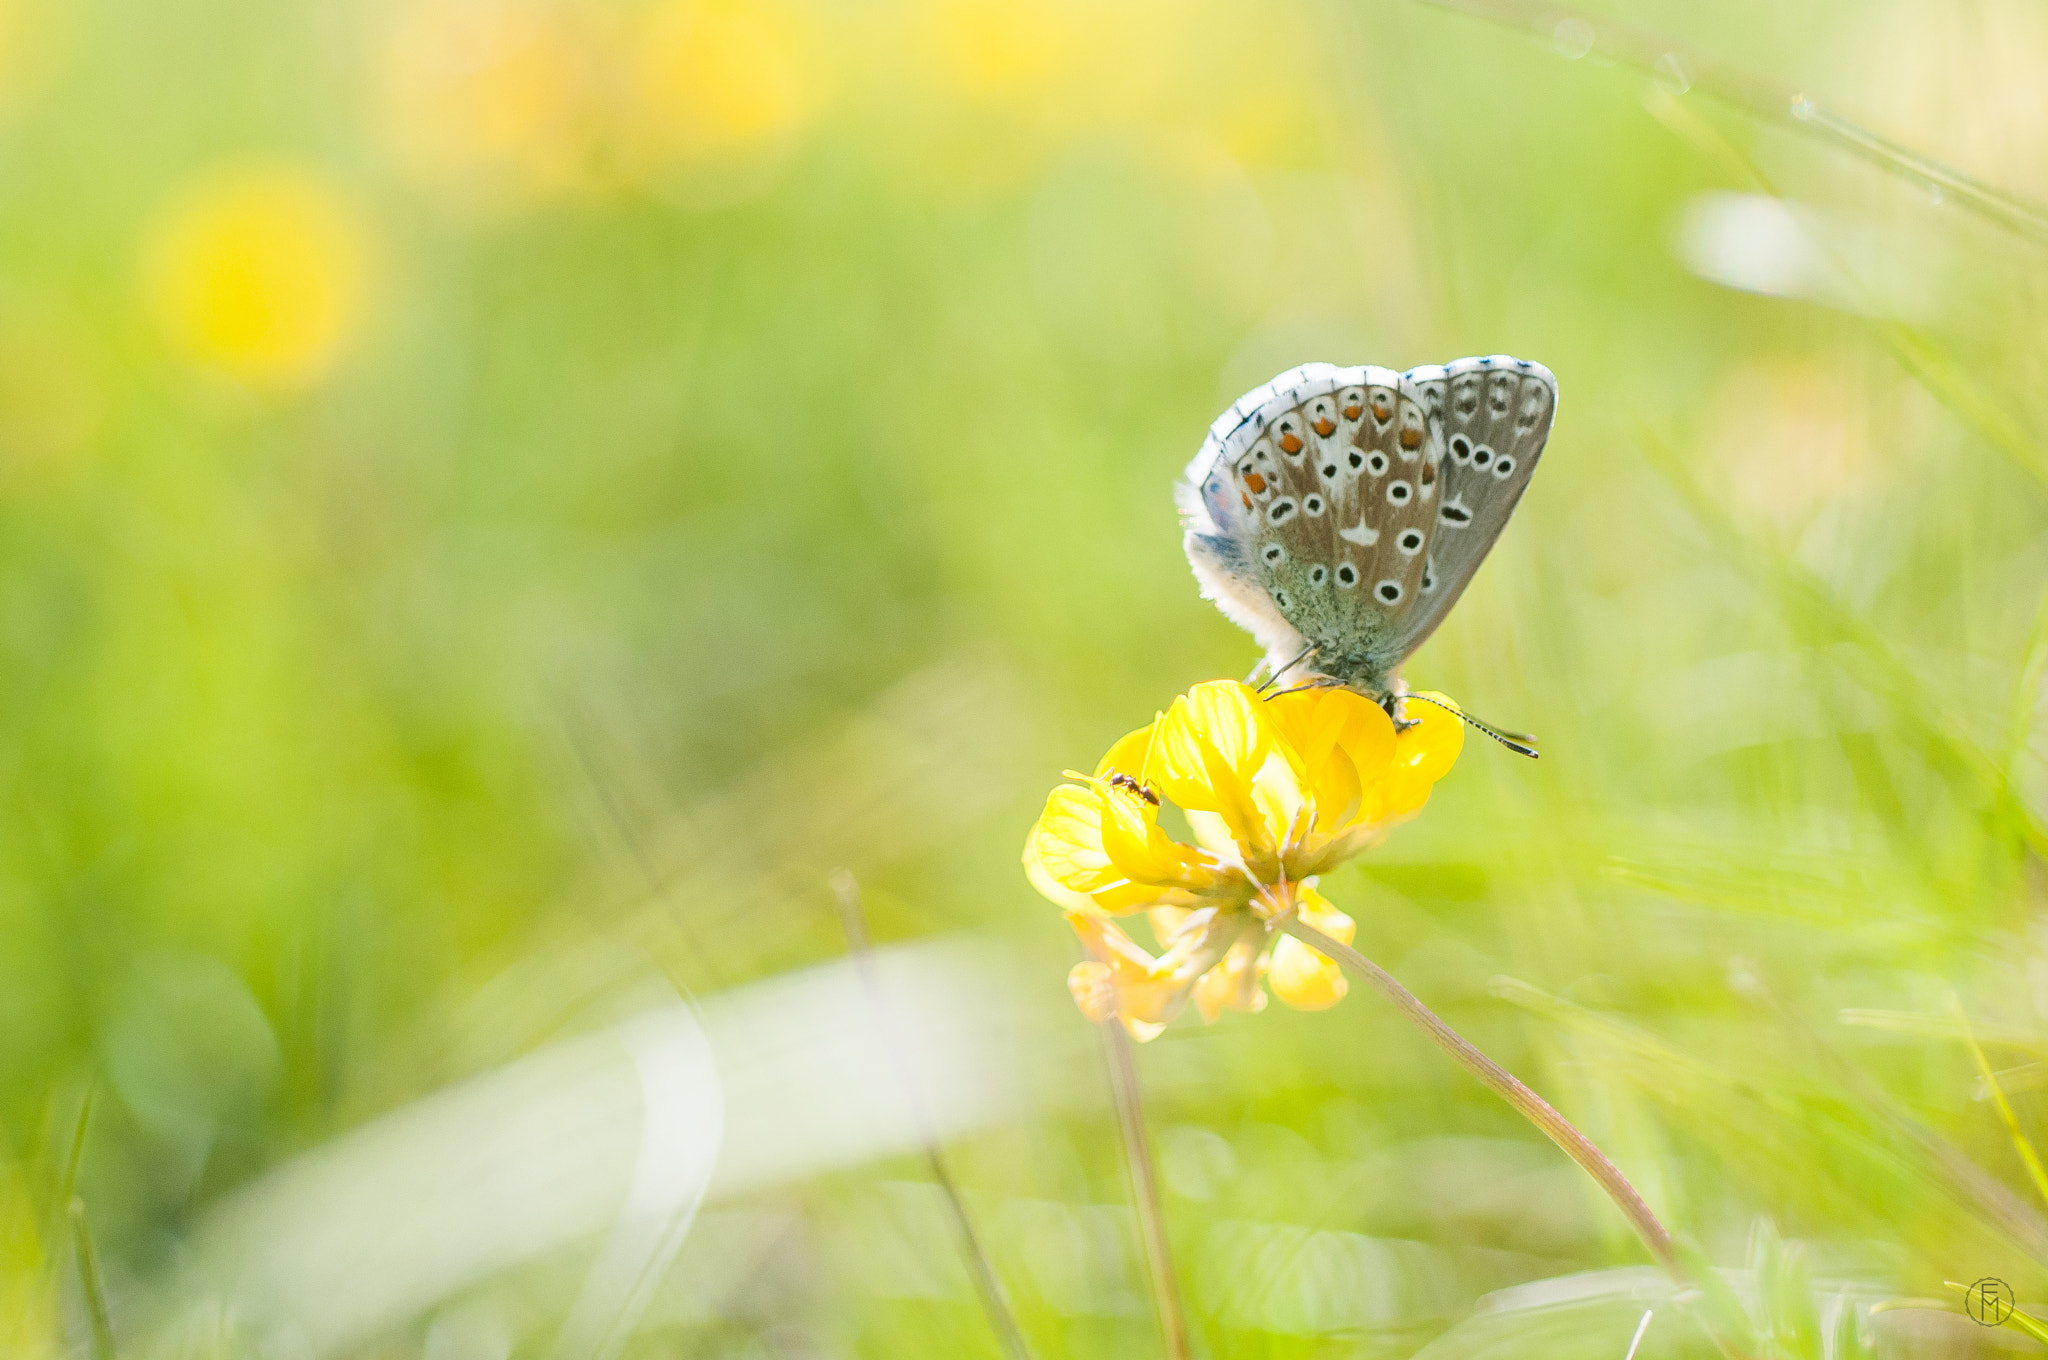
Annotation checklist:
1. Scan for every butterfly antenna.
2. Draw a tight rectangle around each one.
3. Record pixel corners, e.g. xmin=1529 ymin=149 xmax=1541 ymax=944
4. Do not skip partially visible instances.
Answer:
xmin=1255 ymin=643 xmax=1318 ymax=696
xmin=1400 ymin=692 xmax=1540 ymax=759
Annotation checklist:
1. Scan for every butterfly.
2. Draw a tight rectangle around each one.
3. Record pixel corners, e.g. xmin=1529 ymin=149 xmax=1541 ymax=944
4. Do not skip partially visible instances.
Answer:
xmin=1177 ymin=356 xmax=1556 ymax=753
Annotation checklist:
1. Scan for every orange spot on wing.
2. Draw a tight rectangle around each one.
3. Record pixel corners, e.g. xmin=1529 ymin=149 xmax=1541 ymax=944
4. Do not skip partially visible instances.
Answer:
xmin=1241 ymin=492 xmax=1252 ymax=510
xmin=1421 ymin=462 xmax=1436 ymax=485
xmin=1279 ymin=433 xmax=1303 ymax=454
xmin=1244 ymin=471 xmax=1267 ymax=493
xmin=1312 ymin=417 xmax=1335 ymax=436
xmin=1370 ymin=398 xmax=1391 ymax=421
xmin=1399 ymin=427 xmax=1422 ymax=450
xmin=1341 ymin=402 xmax=1363 ymax=420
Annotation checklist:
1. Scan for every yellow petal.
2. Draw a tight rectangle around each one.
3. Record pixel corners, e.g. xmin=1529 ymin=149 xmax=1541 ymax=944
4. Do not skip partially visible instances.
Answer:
xmin=1090 ymin=780 xmax=1216 ymax=894
xmin=1149 ymin=681 xmax=1268 ymax=788
xmin=1269 ymin=932 xmax=1349 ymax=1010
xmin=1264 ymin=685 xmax=1396 ymax=834
xmin=1067 ymin=910 xmax=1158 ymax=971
xmin=1193 ymin=929 xmax=1268 ymax=1022
xmin=1271 ymin=889 xmax=1354 ymax=1012
xmin=1147 ymin=905 xmax=1192 ymax=947
xmin=1093 ymin=720 xmax=1158 ymax=782
xmin=1330 ymin=692 xmax=1399 ymax=800
xmin=1182 ymin=808 xmax=1241 ymax=858
xmin=1396 ymin=692 xmax=1465 ymax=782
xmin=1245 ymin=748 xmax=1309 ymax=854
xmin=1371 ymin=690 xmax=1465 ymax=819
xmin=1066 ymin=956 xmax=1167 ymax=1040
xmin=1067 ymin=961 xmax=1117 ymax=1023
xmin=1025 ymin=785 xmax=1189 ymax=912
xmin=1023 ymin=839 xmax=1096 ymax=912
xmin=1262 ymin=684 xmax=1349 ymax=772
xmin=1149 ymin=681 xmax=1277 ymax=854
xmin=1296 ymin=887 xmax=1355 ymax=944
xmin=1025 ymin=786 xmax=1122 ymax=894
xmin=1067 ymin=910 xmax=1221 ymax=1030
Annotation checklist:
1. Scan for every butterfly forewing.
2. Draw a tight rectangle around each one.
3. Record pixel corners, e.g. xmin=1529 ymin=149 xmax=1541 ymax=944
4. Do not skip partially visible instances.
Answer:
xmin=1180 ymin=355 xmax=1555 ymax=694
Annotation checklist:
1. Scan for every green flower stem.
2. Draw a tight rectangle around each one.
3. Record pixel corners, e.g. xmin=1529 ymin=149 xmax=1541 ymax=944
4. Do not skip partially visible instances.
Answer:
xmin=1279 ymin=916 xmax=1679 ymax=1276
xmin=1100 ymin=1018 xmax=1192 ymax=1360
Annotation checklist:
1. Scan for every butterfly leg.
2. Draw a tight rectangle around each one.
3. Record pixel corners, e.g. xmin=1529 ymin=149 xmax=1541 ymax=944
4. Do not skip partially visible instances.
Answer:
xmin=1378 ymin=690 xmax=1420 ymax=732
xmin=1265 ymin=677 xmax=1348 ymax=701
xmin=1255 ymin=643 xmax=1319 ymax=695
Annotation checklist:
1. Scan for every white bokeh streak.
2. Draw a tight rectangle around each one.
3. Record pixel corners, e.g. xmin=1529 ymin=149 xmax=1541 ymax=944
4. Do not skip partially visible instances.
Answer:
xmin=147 ymin=941 xmax=1026 ymax=1359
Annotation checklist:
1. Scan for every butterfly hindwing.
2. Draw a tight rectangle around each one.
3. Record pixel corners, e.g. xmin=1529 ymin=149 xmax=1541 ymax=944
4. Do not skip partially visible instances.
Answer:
xmin=1180 ymin=355 xmax=1555 ymax=693
xmin=1396 ymin=356 xmax=1555 ymax=657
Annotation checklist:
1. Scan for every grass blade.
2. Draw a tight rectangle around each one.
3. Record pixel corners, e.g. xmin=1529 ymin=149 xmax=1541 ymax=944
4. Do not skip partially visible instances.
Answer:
xmin=69 ymin=1198 xmax=116 ymax=1360
xmin=1410 ymin=0 xmax=2048 ymax=245
xmin=829 ymin=871 xmax=1035 ymax=1360
xmin=1950 ymin=998 xmax=2048 ymax=1213
xmin=1636 ymin=424 xmax=2048 ymax=858
xmin=1941 ymin=1280 xmax=2048 ymax=1345
xmin=1098 ymin=1018 xmax=1191 ymax=1360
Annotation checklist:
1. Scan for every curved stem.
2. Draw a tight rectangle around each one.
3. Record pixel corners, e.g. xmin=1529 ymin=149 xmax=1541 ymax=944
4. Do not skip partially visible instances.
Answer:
xmin=1100 ymin=1019 xmax=1192 ymax=1360
xmin=1279 ymin=916 xmax=1679 ymax=1275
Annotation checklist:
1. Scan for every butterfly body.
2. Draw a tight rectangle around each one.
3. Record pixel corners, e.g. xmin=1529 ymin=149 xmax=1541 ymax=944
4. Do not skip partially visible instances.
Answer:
xmin=1178 ymin=356 xmax=1556 ymax=704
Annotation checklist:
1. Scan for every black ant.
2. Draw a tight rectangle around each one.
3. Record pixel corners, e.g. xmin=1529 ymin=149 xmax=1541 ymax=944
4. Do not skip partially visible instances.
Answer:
xmin=1106 ymin=770 xmax=1160 ymax=805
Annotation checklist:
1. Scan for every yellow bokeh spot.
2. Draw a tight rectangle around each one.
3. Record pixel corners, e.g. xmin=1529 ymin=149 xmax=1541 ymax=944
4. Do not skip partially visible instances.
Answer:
xmin=383 ymin=0 xmax=587 ymax=202
xmin=142 ymin=164 xmax=371 ymax=391
xmin=921 ymin=0 xmax=1066 ymax=98
xmin=631 ymin=0 xmax=815 ymax=168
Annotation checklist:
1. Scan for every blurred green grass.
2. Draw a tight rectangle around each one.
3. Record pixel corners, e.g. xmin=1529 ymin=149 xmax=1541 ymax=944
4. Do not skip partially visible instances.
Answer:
xmin=5 ymin=0 xmax=2048 ymax=1355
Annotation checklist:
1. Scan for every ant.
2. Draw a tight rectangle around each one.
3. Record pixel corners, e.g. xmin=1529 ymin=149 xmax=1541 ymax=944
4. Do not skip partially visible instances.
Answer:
xmin=1105 ymin=770 xmax=1160 ymax=806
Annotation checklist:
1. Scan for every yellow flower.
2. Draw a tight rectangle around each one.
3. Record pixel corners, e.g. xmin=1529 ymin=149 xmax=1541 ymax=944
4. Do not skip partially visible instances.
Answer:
xmin=1025 ymin=680 xmax=1462 ymax=1038
xmin=140 ymin=163 xmax=371 ymax=391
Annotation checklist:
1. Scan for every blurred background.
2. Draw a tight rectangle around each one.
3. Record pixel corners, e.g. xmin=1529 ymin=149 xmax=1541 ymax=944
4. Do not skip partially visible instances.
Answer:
xmin=4 ymin=0 xmax=2048 ymax=1355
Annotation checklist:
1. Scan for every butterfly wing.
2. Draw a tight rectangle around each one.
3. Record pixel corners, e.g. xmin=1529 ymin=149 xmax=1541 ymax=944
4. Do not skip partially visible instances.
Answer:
xmin=1179 ymin=364 xmax=1443 ymax=686
xmin=1178 ymin=364 xmax=1335 ymax=669
xmin=1181 ymin=355 xmax=1555 ymax=689
xmin=1391 ymin=355 xmax=1556 ymax=658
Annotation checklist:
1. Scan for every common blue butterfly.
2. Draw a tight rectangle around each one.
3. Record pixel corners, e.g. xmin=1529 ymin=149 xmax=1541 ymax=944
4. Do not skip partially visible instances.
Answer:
xmin=1177 ymin=356 xmax=1556 ymax=749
